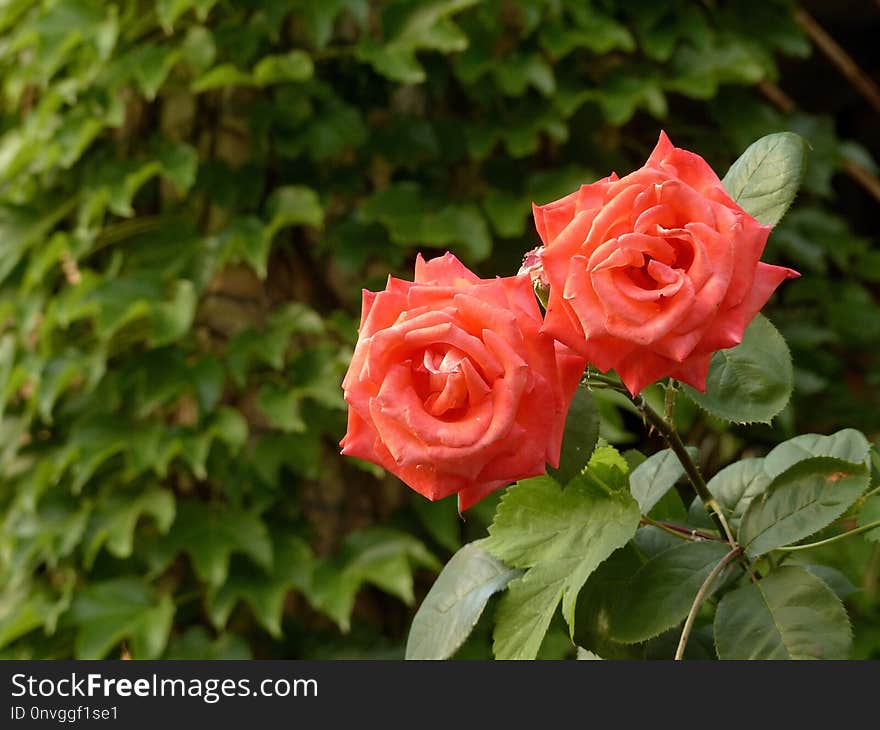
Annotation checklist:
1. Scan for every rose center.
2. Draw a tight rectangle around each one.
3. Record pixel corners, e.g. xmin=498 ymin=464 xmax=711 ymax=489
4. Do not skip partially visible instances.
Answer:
xmin=666 ymin=236 xmax=694 ymax=270
xmin=411 ymin=346 xmax=490 ymax=420
xmin=625 ymin=236 xmax=694 ymax=291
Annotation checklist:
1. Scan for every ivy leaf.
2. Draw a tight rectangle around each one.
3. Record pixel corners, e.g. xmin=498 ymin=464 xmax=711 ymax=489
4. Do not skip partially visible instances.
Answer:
xmin=405 ymin=541 xmax=521 ymax=660
xmin=264 ymin=185 xmax=324 ymax=242
xmin=208 ymin=536 xmax=314 ymax=637
xmin=70 ymin=579 xmax=174 ymax=659
xmin=213 ymin=217 xmax=270 ymax=278
xmin=629 ymin=446 xmax=697 ymax=515
xmin=683 ymin=314 xmax=792 ymax=424
xmin=84 ymin=487 xmax=175 ymax=567
xmin=486 ymin=448 xmax=640 ymax=659
xmin=714 ymin=566 xmax=851 ymax=659
xmin=294 ymin=0 xmax=369 ymax=49
xmin=157 ymin=0 xmax=218 ymax=31
xmin=253 ymin=51 xmax=314 ymax=85
xmin=152 ymin=501 xmax=272 ymax=587
xmin=163 ymin=627 xmax=251 ymax=660
xmin=359 ymin=182 xmax=491 ymax=262
xmin=548 ymin=385 xmax=599 ymax=486
xmin=722 ymin=132 xmax=807 ymax=227
xmin=192 ymin=63 xmax=254 ymax=92
xmin=355 ymin=0 xmax=477 ymax=83
xmin=738 ymin=457 xmax=870 ymax=557
xmin=257 ymin=383 xmax=306 ymax=433
xmin=158 ymin=141 xmax=199 ymax=194
xmin=607 ymin=540 xmax=731 ymax=644
xmin=311 ymin=527 xmax=439 ymax=632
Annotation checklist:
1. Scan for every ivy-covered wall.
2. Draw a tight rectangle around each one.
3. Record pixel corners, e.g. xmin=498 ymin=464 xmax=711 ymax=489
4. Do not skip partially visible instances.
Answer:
xmin=0 ymin=0 xmax=877 ymax=659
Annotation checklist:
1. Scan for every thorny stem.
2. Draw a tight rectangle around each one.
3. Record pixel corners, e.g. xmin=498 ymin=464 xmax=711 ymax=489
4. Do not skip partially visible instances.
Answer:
xmin=775 ymin=519 xmax=880 ymax=552
xmin=635 ymin=395 xmax=738 ymax=547
xmin=675 ymin=546 xmax=743 ymax=660
xmin=640 ymin=516 xmax=724 ymax=543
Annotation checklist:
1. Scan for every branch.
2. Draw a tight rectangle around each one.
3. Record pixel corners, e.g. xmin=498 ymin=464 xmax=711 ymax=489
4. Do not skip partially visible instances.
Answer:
xmin=795 ymin=8 xmax=880 ymax=115
xmin=675 ymin=546 xmax=743 ymax=660
xmin=775 ymin=519 xmax=880 ymax=552
xmin=635 ymin=396 xmax=737 ymax=547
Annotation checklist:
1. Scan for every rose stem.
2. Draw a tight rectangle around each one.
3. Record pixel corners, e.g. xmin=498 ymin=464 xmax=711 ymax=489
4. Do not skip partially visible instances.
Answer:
xmin=634 ymin=395 xmax=738 ymax=547
xmin=674 ymin=546 xmax=743 ymax=660
xmin=775 ymin=519 xmax=880 ymax=552
xmin=639 ymin=516 xmax=724 ymax=542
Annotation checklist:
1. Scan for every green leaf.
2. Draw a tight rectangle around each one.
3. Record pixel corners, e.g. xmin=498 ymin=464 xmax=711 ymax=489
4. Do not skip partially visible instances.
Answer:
xmin=158 ymin=141 xmax=199 ymax=193
xmin=405 ymin=541 xmax=521 ymax=660
xmin=714 ymin=566 xmax=852 ymax=659
xmin=157 ymin=0 xmax=217 ymax=30
xmin=253 ymin=51 xmax=314 ymax=85
xmin=858 ymin=495 xmax=880 ymax=543
xmin=607 ymin=540 xmax=731 ymax=644
xmin=683 ymin=314 xmax=792 ymax=424
xmin=265 ymin=185 xmax=324 ymax=242
xmin=192 ymin=63 xmax=254 ymax=92
xmin=738 ymin=457 xmax=870 ymax=557
xmin=163 ymin=627 xmax=251 ymax=660
xmin=548 ymin=385 xmax=598 ymax=486
xmin=84 ymin=487 xmax=175 ymax=566
xmin=695 ymin=457 xmax=772 ymax=530
xmin=258 ymin=383 xmax=306 ymax=433
xmin=153 ymin=501 xmax=272 ymax=587
xmin=208 ymin=536 xmax=314 ymax=637
xmin=180 ymin=26 xmax=216 ymax=72
xmin=359 ymin=183 xmax=491 ymax=262
xmin=486 ymin=455 xmax=640 ymax=659
xmin=70 ymin=579 xmax=174 ymax=659
xmin=629 ymin=447 xmax=697 ymax=514
xmin=213 ymin=217 xmax=271 ymax=278
xmin=721 ymin=132 xmax=807 ymax=227
xmin=311 ymin=527 xmax=439 ymax=632
xmin=799 ymin=564 xmax=859 ymax=600
xmin=764 ymin=428 xmax=871 ymax=478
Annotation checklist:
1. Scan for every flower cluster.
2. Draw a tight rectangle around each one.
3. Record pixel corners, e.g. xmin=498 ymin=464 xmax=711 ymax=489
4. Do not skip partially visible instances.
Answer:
xmin=341 ymin=133 xmax=798 ymax=507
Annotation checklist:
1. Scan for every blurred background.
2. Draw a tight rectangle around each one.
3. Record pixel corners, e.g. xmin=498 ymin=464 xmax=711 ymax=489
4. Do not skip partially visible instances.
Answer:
xmin=0 ymin=0 xmax=878 ymax=660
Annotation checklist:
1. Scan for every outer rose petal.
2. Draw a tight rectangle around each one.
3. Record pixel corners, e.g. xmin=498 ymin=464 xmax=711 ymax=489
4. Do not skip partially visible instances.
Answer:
xmin=533 ymin=192 xmax=579 ymax=246
xmin=340 ymin=252 xmax=584 ymax=509
xmin=414 ymin=251 xmax=480 ymax=286
xmin=533 ymin=131 xmax=799 ymax=395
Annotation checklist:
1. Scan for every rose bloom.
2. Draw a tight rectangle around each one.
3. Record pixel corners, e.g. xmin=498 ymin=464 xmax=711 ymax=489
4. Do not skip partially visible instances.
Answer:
xmin=532 ymin=131 xmax=799 ymax=395
xmin=340 ymin=253 xmax=585 ymax=509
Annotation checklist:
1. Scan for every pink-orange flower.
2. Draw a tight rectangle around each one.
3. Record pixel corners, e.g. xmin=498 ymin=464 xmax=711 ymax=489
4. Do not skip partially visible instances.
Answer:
xmin=532 ymin=131 xmax=799 ymax=395
xmin=340 ymin=253 xmax=585 ymax=509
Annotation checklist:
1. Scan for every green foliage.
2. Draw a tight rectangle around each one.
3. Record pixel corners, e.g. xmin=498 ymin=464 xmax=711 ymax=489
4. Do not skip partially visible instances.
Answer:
xmin=606 ymin=540 xmax=731 ymax=644
xmin=629 ymin=446 xmax=697 ymax=514
xmin=721 ymin=132 xmax=807 ymax=227
xmin=684 ymin=314 xmax=793 ymax=424
xmin=738 ymin=457 xmax=869 ymax=557
xmin=310 ymin=527 xmax=440 ymax=633
xmin=714 ymin=566 xmax=852 ymax=659
xmin=485 ymin=447 xmax=640 ymax=659
xmin=405 ymin=541 xmax=521 ymax=660
xmin=547 ymin=385 xmax=599 ymax=486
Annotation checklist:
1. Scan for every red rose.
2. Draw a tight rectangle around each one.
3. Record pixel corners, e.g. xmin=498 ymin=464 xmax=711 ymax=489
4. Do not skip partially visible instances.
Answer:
xmin=340 ymin=253 xmax=586 ymax=509
xmin=532 ymin=131 xmax=799 ymax=395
